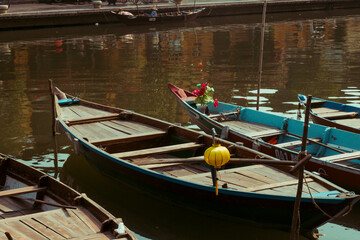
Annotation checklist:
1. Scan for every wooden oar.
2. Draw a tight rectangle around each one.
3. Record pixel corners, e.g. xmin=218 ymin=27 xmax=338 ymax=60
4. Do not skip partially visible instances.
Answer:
xmin=11 ymin=195 xmax=77 ymax=209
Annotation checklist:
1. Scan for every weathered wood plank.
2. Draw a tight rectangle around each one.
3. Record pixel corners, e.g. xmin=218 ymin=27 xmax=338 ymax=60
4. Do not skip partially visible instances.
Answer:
xmin=112 ymin=143 xmax=204 ymax=159
xmin=311 ymin=107 xmax=338 ymax=114
xmin=178 ymin=165 xmax=265 ymax=181
xmin=105 ymin=120 xmax=162 ymax=134
xmin=249 ymin=166 xmax=295 ymax=182
xmin=318 ymin=111 xmax=358 ymax=120
xmin=320 ymin=152 xmax=360 ymax=162
xmin=245 ymin=178 xmax=314 ymax=192
xmin=0 ymin=186 xmax=46 ymax=198
xmin=6 ymin=221 xmax=50 ymax=240
xmin=21 ymin=217 xmax=67 ymax=239
xmin=249 ymin=129 xmax=285 ymax=138
xmin=0 ymin=223 xmax=35 ymax=240
xmin=66 ymin=113 xmax=120 ymax=126
xmin=275 ymin=138 xmax=321 ymax=148
xmin=90 ymin=131 xmax=166 ymax=146
xmin=334 ymin=118 xmax=360 ymax=128
xmin=220 ymin=172 xmax=265 ymax=188
xmin=69 ymin=207 xmax=101 ymax=234
xmin=236 ymin=170 xmax=278 ymax=184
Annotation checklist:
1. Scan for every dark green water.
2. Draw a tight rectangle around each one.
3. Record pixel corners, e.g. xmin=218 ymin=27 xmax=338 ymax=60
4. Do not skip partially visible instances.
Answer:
xmin=1 ymin=9 xmax=360 ymax=239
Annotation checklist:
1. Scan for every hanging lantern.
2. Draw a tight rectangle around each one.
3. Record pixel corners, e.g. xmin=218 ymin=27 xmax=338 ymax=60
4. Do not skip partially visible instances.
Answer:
xmin=204 ymin=143 xmax=230 ymax=195
xmin=204 ymin=144 xmax=230 ymax=169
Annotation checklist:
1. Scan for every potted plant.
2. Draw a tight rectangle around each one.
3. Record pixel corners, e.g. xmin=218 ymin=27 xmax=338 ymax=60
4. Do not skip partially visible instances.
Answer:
xmin=192 ymin=82 xmax=218 ymax=114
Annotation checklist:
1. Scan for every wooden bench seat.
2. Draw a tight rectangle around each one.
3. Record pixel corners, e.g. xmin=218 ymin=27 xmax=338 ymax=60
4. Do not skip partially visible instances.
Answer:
xmin=334 ymin=118 xmax=360 ymax=128
xmin=275 ymin=138 xmax=321 ymax=149
xmin=317 ymin=111 xmax=358 ymax=120
xmin=0 ymin=186 xmax=46 ymax=198
xmin=311 ymin=107 xmax=339 ymax=114
xmin=66 ymin=113 xmax=120 ymax=126
xmin=90 ymin=131 xmax=167 ymax=146
xmin=320 ymin=152 xmax=360 ymax=163
xmin=112 ymin=142 xmax=204 ymax=159
xmin=249 ymin=129 xmax=285 ymax=138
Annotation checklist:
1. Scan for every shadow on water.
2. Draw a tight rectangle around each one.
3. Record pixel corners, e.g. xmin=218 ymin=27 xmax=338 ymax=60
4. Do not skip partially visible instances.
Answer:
xmin=59 ymin=153 xmax=312 ymax=240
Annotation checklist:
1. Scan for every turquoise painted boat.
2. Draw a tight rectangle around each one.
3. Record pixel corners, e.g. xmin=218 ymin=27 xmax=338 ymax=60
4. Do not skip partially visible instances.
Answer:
xmin=169 ymin=84 xmax=360 ymax=193
xmin=49 ymin=84 xmax=360 ymax=236
xmin=298 ymin=94 xmax=360 ymax=134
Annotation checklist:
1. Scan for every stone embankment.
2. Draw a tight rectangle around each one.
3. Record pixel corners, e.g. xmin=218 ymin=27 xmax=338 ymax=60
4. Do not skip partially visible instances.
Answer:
xmin=0 ymin=0 xmax=360 ymax=29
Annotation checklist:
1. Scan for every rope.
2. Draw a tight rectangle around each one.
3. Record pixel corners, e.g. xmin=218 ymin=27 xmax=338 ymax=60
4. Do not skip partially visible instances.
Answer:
xmin=297 ymin=103 xmax=302 ymax=120
xmin=303 ymin=173 xmax=333 ymax=219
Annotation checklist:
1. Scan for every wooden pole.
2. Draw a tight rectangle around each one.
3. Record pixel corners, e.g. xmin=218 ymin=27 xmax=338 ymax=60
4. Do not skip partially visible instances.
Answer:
xmin=257 ymin=0 xmax=267 ymax=110
xmin=290 ymin=95 xmax=312 ymax=239
xmin=48 ymin=79 xmax=56 ymax=136
xmin=48 ymin=79 xmax=59 ymax=178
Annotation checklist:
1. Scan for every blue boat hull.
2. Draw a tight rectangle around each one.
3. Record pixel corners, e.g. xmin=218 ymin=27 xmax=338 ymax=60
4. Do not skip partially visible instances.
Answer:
xmin=169 ymin=84 xmax=360 ymax=192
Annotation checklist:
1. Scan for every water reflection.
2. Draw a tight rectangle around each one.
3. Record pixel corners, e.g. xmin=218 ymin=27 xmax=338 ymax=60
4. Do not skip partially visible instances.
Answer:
xmin=1 ymin=10 xmax=360 ymax=239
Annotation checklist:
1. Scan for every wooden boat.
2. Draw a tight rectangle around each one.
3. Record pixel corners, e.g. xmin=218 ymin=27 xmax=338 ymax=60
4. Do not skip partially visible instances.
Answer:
xmin=298 ymin=94 xmax=360 ymax=134
xmin=111 ymin=8 xmax=205 ymax=26
xmin=50 ymin=84 xmax=360 ymax=236
xmin=168 ymin=83 xmax=360 ymax=192
xmin=0 ymin=153 xmax=136 ymax=240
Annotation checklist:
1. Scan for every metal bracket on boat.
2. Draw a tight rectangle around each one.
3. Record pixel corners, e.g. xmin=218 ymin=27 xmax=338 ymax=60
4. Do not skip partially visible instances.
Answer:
xmin=252 ymin=138 xmax=261 ymax=151
xmin=282 ymin=118 xmax=289 ymax=131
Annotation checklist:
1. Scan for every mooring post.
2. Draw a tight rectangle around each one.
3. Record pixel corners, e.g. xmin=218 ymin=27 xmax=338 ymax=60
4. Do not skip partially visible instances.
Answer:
xmin=257 ymin=0 xmax=267 ymax=111
xmin=291 ymin=95 xmax=312 ymax=239
xmin=48 ymin=79 xmax=56 ymax=136
xmin=48 ymin=79 xmax=59 ymax=177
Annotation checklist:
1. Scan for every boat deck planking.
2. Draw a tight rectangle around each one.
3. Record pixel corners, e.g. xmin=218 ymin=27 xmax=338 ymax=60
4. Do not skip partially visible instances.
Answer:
xmin=221 ymin=120 xmax=280 ymax=135
xmin=0 ymin=207 xmax=127 ymax=240
xmin=311 ymin=107 xmax=358 ymax=120
xmin=0 ymin=153 xmax=136 ymax=240
xmin=334 ymin=118 xmax=360 ymax=128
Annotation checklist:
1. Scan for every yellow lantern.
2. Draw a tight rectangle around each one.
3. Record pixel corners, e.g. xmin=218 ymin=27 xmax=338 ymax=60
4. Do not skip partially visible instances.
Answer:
xmin=204 ymin=143 xmax=230 ymax=195
xmin=204 ymin=144 xmax=230 ymax=169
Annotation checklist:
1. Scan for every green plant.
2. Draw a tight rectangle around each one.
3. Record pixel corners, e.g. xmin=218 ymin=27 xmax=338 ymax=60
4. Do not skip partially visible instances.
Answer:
xmin=192 ymin=82 xmax=218 ymax=107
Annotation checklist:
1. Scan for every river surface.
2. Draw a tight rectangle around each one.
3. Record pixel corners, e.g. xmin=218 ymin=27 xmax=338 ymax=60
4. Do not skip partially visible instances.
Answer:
xmin=1 ymin=8 xmax=360 ymax=240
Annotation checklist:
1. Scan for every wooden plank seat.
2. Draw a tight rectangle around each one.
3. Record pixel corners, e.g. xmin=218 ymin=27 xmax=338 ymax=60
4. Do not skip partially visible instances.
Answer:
xmin=90 ymin=131 xmax=167 ymax=146
xmin=112 ymin=142 xmax=205 ymax=159
xmin=320 ymin=152 xmax=360 ymax=163
xmin=0 ymin=186 xmax=46 ymax=198
xmin=65 ymin=113 xmax=120 ymax=126
xmin=275 ymin=138 xmax=321 ymax=149
xmin=334 ymin=118 xmax=360 ymax=128
xmin=249 ymin=129 xmax=285 ymax=138
xmin=311 ymin=107 xmax=339 ymax=114
xmin=317 ymin=111 xmax=358 ymax=120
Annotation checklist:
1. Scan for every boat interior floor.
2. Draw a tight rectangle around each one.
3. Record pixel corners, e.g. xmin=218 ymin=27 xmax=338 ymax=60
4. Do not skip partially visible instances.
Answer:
xmin=0 ymin=206 xmax=120 ymax=240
